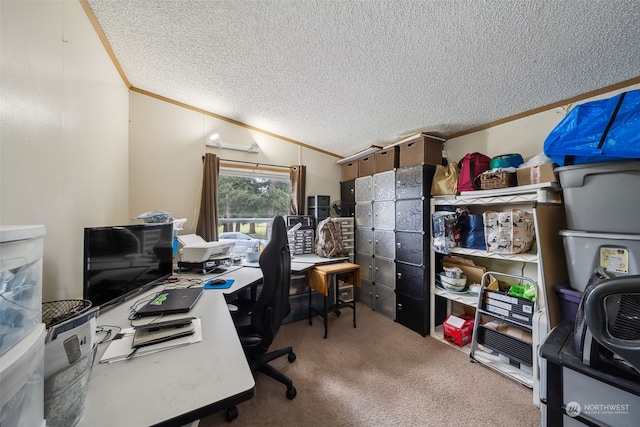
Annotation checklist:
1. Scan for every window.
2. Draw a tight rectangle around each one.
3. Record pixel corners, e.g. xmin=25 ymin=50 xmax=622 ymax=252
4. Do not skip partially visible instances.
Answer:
xmin=217 ymin=167 xmax=290 ymax=252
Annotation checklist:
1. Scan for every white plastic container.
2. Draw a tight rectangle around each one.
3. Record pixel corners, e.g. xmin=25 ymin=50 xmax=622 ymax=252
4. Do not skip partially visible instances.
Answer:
xmin=559 ymin=230 xmax=640 ymax=291
xmin=0 ymin=225 xmax=45 ymax=356
xmin=556 ymin=160 xmax=640 ymax=234
xmin=0 ymin=323 xmax=45 ymax=427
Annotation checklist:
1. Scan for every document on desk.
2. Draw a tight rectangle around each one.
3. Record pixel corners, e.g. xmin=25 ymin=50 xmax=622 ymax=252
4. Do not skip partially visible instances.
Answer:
xmin=99 ymin=318 xmax=203 ymax=364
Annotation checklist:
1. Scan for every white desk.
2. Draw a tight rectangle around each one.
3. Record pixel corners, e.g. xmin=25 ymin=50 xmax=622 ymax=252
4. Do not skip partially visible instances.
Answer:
xmin=78 ymin=270 xmax=260 ymax=427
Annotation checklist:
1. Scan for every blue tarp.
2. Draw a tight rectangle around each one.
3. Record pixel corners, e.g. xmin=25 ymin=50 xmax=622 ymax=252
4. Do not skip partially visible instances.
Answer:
xmin=543 ymin=89 xmax=640 ymax=166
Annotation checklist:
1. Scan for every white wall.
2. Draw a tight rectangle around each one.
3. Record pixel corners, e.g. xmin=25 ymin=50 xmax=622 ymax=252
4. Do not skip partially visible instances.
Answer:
xmin=445 ymin=82 xmax=640 ymax=163
xmin=128 ymin=92 xmax=343 ymax=234
xmin=1 ymin=0 xmax=129 ymax=301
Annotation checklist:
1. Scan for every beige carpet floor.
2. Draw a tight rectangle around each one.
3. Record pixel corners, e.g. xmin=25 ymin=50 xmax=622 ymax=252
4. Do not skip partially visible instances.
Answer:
xmin=200 ymin=303 xmax=541 ymax=426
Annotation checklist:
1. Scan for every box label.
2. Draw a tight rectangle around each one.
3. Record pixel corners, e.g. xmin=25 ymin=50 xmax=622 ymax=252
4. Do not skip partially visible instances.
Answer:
xmin=600 ymin=247 xmax=629 ymax=274
xmin=530 ymin=165 xmax=540 ymax=184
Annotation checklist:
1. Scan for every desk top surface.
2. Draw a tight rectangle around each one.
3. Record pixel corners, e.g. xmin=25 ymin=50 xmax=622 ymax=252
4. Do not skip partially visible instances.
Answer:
xmin=78 ymin=273 xmax=257 ymax=427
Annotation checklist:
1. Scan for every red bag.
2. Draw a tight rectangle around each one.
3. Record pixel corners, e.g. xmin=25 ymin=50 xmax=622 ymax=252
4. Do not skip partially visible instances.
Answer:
xmin=457 ymin=153 xmax=491 ymax=192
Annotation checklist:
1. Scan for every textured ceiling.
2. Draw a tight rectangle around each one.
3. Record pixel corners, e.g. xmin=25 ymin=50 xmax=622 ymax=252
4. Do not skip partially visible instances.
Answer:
xmin=86 ymin=0 xmax=640 ymax=157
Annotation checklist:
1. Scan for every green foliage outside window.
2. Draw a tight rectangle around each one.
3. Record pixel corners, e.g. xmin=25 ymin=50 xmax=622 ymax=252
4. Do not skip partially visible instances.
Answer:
xmin=217 ymin=174 xmax=290 ymax=238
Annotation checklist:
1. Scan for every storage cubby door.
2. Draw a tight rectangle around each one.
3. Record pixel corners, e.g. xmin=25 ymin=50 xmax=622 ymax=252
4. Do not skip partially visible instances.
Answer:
xmin=395 ymin=165 xmax=425 ymax=200
xmin=395 ymin=198 xmax=426 ymax=232
xmin=373 ymin=229 xmax=396 ymax=259
xmin=395 ymin=231 xmax=427 ymax=266
xmin=359 ymin=279 xmax=374 ymax=309
xmin=374 ymin=284 xmax=396 ymax=320
xmin=373 ymin=170 xmax=396 ymax=201
xmin=395 ymin=262 xmax=426 ymax=299
xmin=356 ymin=253 xmax=374 ymax=281
xmin=355 ymin=228 xmax=373 ymax=255
xmin=355 ymin=202 xmax=373 ymax=228
xmin=355 ymin=176 xmax=373 ymax=202
xmin=373 ymin=256 xmax=395 ymax=289
xmin=373 ymin=200 xmax=395 ymax=230
xmin=340 ymin=179 xmax=356 ymax=204
xmin=396 ymin=293 xmax=428 ymax=336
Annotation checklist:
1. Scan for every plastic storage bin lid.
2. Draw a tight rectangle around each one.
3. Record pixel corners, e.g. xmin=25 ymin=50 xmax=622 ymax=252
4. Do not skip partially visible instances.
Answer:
xmin=0 ymin=225 xmax=46 ymax=243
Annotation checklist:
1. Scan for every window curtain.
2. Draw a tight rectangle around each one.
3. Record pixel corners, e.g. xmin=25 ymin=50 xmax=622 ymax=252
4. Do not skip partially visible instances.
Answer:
xmin=289 ymin=165 xmax=306 ymax=215
xmin=196 ymin=153 xmax=220 ymax=241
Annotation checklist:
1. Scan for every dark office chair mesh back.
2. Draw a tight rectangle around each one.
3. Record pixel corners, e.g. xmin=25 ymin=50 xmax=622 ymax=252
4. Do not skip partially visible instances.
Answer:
xmin=253 ymin=216 xmax=291 ymax=348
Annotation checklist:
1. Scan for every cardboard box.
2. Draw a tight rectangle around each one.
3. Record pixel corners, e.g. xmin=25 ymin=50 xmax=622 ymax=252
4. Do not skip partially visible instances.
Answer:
xmin=358 ymin=155 xmax=375 ymax=177
xmin=374 ymin=147 xmax=398 ymax=173
xmin=516 ymin=162 xmax=557 ymax=185
xmin=443 ymin=314 xmax=474 ymax=347
xmin=399 ymin=136 xmax=443 ymax=167
xmin=342 ymin=161 xmax=359 ymax=181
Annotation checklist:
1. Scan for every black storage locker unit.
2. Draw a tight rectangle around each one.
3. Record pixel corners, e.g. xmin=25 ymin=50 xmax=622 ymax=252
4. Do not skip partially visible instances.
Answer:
xmin=394 ymin=164 xmax=436 ymax=336
xmin=307 ymin=195 xmax=330 ymax=222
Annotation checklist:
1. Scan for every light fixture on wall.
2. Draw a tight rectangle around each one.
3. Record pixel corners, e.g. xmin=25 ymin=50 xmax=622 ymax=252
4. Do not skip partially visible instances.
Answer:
xmin=206 ymin=133 xmax=259 ymax=153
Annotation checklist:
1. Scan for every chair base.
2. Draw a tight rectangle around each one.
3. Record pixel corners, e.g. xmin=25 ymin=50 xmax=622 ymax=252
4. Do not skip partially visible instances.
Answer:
xmin=249 ymin=346 xmax=297 ymax=400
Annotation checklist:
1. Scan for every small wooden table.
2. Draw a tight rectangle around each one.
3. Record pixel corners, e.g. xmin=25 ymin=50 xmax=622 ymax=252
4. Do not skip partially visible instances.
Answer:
xmin=307 ymin=262 xmax=361 ymax=338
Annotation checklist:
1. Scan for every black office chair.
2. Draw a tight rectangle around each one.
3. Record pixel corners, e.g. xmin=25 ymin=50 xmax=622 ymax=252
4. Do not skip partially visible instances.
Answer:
xmin=227 ymin=216 xmax=297 ymax=420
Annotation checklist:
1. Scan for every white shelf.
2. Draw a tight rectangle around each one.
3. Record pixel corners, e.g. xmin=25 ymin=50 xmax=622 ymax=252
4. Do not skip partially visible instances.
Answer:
xmin=448 ymin=247 xmax=539 ymax=263
xmin=433 ymin=286 xmax=478 ymax=307
xmin=432 ymin=182 xmax=561 ymax=206
xmin=429 ymin=184 xmax=563 ymax=399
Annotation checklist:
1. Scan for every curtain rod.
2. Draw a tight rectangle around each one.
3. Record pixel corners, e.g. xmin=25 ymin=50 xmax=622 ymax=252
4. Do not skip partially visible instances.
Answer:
xmin=202 ymin=156 xmax=292 ymax=170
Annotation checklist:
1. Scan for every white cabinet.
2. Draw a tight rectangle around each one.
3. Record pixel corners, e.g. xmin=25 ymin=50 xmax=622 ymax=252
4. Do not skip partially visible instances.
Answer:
xmin=428 ymin=183 xmax=567 ymax=402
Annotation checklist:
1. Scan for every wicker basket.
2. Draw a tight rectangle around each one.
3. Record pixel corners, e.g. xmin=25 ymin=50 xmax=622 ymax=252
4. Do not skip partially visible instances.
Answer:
xmin=42 ymin=299 xmax=92 ymax=328
xmin=480 ymin=171 xmax=517 ymax=190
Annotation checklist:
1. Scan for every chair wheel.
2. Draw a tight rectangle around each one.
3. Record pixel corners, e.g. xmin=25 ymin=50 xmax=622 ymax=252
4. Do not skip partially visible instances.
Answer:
xmin=286 ymin=386 xmax=297 ymax=400
xmin=288 ymin=352 xmax=296 ymax=363
xmin=226 ymin=405 xmax=238 ymax=422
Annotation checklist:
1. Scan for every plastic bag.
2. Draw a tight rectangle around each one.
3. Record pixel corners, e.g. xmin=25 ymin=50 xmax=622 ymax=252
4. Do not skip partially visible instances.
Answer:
xmin=544 ymin=89 xmax=640 ymax=166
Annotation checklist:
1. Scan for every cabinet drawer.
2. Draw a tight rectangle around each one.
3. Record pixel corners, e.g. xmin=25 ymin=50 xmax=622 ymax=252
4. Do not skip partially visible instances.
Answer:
xmin=337 ymin=285 xmax=354 ymax=302
xmin=482 ymin=290 xmax=534 ymax=327
xmin=477 ymin=325 xmax=533 ymax=366
xmin=307 ymin=195 xmax=330 ymax=207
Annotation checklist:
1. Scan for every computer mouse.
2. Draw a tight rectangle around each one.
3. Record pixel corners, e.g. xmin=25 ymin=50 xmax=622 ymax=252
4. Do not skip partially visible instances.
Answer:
xmin=210 ymin=278 xmax=227 ymax=285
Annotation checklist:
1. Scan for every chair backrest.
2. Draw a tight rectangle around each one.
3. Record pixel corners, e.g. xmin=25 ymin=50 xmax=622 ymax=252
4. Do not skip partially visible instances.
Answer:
xmin=252 ymin=216 xmax=291 ymax=347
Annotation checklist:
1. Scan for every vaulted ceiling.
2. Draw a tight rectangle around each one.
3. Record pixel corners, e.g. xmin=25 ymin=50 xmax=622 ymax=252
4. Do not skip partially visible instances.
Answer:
xmin=85 ymin=0 xmax=640 ymax=157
